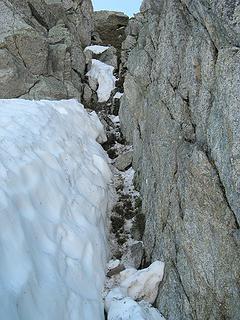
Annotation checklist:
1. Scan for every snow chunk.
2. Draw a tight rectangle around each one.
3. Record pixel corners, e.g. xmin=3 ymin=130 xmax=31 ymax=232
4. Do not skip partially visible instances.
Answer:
xmin=120 ymin=261 xmax=165 ymax=303
xmin=87 ymin=59 xmax=116 ymax=102
xmin=105 ymin=261 xmax=164 ymax=309
xmin=84 ymin=45 xmax=110 ymax=54
xmin=108 ymin=298 xmax=165 ymax=320
xmin=108 ymin=115 xmax=120 ymax=124
xmin=113 ymin=92 xmax=124 ymax=99
xmin=0 ymin=99 xmax=112 ymax=320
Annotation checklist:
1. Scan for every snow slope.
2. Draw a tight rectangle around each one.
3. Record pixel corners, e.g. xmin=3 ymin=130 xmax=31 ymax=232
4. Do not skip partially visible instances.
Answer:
xmin=0 ymin=99 xmax=112 ymax=320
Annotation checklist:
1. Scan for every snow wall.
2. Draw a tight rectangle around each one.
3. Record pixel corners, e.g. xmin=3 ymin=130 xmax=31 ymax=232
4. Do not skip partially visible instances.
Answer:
xmin=0 ymin=99 xmax=112 ymax=320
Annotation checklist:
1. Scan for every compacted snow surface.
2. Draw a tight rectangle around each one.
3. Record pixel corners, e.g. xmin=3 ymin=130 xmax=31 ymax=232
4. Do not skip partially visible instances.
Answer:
xmin=0 ymin=99 xmax=112 ymax=320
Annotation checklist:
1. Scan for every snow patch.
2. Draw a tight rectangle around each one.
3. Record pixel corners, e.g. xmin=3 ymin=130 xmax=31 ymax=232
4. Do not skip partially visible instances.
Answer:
xmin=84 ymin=45 xmax=110 ymax=54
xmin=0 ymin=99 xmax=112 ymax=320
xmin=108 ymin=115 xmax=120 ymax=124
xmin=108 ymin=298 xmax=165 ymax=320
xmin=113 ymin=92 xmax=124 ymax=99
xmin=86 ymin=59 xmax=116 ymax=103
xmin=105 ymin=261 xmax=165 ymax=320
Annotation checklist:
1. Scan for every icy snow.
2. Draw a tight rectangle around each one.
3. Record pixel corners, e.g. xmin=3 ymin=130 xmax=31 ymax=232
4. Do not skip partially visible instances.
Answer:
xmin=84 ymin=45 xmax=110 ymax=54
xmin=0 ymin=99 xmax=112 ymax=320
xmin=86 ymin=59 xmax=116 ymax=102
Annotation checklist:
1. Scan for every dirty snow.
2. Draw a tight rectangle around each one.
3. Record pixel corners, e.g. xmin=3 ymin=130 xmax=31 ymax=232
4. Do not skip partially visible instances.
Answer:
xmin=84 ymin=45 xmax=110 ymax=54
xmin=86 ymin=59 xmax=116 ymax=102
xmin=0 ymin=99 xmax=112 ymax=320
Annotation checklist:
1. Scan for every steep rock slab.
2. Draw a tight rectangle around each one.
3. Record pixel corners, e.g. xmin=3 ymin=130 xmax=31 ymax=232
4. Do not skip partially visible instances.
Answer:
xmin=120 ymin=0 xmax=240 ymax=319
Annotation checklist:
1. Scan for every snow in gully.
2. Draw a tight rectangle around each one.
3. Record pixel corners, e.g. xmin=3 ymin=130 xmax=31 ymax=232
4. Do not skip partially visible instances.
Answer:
xmin=0 ymin=99 xmax=112 ymax=320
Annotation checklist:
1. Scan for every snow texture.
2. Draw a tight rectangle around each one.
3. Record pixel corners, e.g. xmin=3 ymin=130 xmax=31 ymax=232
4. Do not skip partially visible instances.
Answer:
xmin=108 ymin=298 xmax=165 ymax=320
xmin=86 ymin=59 xmax=116 ymax=102
xmin=84 ymin=45 xmax=110 ymax=54
xmin=105 ymin=261 xmax=165 ymax=319
xmin=0 ymin=99 xmax=112 ymax=320
xmin=119 ymin=261 xmax=165 ymax=303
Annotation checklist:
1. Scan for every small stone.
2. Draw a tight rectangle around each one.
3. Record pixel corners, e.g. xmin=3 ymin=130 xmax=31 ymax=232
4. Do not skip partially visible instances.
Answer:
xmin=114 ymin=151 xmax=133 ymax=171
xmin=107 ymin=259 xmax=125 ymax=277
xmin=83 ymin=83 xmax=93 ymax=105
xmin=129 ymin=241 xmax=144 ymax=269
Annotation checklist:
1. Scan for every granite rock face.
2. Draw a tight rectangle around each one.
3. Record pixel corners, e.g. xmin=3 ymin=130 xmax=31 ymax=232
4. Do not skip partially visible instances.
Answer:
xmin=94 ymin=11 xmax=129 ymax=59
xmin=120 ymin=1 xmax=240 ymax=319
xmin=0 ymin=0 xmax=94 ymax=100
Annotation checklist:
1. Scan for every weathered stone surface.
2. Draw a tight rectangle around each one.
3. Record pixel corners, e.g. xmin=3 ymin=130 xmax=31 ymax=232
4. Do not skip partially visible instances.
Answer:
xmin=129 ymin=241 xmax=144 ymax=269
xmin=26 ymin=76 xmax=68 ymax=100
xmin=0 ymin=48 xmax=36 ymax=98
xmin=114 ymin=150 xmax=133 ymax=171
xmin=120 ymin=0 xmax=240 ymax=319
xmin=94 ymin=11 xmax=129 ymax=58
xmin=0 ymin=0 xmax=93 ymax=100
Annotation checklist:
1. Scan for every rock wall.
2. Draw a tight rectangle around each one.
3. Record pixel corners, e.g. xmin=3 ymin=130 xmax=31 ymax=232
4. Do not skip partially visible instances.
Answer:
xmin=94 ymin=11 xmax=129 ymax=60
xmin=120 ymin=1 xmax=240 ymax=319
xmin=0 ymin=0 xmax=94 ymax=100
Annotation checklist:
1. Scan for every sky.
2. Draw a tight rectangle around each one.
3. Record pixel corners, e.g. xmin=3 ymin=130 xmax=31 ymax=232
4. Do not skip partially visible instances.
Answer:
xmin=92 ymin=0 xmax=142 ymax=17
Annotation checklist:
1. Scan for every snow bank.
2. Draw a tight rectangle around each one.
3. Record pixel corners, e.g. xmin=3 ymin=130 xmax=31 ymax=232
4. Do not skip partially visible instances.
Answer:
xmin=86 ymin=59 xmax=116 ymax=102
xmin=0 ymin=99 xmax=112 ymax=320
xmin=84 ymin=45 xmax=110 ymax=54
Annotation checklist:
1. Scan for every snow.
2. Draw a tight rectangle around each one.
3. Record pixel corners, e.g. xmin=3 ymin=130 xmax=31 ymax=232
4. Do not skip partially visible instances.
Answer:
xmin=86 ymin=59 xmax=116 ymax=102
xmin=119 ymin=261 xmax=165 ymax=303
xmin=113 ymin=92 xmax=124 ymax=99
xmin=122 ymin=167 xmax=139 ymax=198
xmin=105 ymin=262 xmax=165 ymax=320
xmin=108 ymin=298 xmax=165 ymax=320
xmin=0 ymin=99 xmax=112 ymax=320
xmin=108 ymin=115 xmax=120 ymax=124
xmin=84 ymin=45 xmax=110 ymax=54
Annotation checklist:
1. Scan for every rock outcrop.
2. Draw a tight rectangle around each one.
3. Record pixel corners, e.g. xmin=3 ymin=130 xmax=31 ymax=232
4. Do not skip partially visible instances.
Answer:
xmin=94 ymin=11 xmax=129 ymax=60
xmin=120 ymin=1 xmax=240 ymax=319
xmin=0 ymin=0 xmax=94 ymax=100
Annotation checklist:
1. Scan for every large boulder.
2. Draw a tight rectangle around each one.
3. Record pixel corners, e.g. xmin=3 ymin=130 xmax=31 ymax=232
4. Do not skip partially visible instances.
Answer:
xmin=94 ymin=11 xmax=129 ymax=59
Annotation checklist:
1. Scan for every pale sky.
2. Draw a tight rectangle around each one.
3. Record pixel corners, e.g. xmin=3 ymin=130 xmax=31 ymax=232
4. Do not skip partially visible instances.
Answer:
xmin=92 ymin=0 xmax=142 ymax=16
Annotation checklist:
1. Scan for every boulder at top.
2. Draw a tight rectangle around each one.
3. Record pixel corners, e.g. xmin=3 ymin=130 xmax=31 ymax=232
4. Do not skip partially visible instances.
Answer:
xmin=94 ymin=11 xmax=129 ymax=58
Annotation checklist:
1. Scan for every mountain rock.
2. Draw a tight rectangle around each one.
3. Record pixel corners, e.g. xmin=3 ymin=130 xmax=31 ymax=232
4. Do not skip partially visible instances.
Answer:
xmin=94 ymin=11 xmax=129 ymax=59
xmin=120 ymin=1 xmax=240 ymax=319
xmin=0 ymin=0 xmax=94 ymax=100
